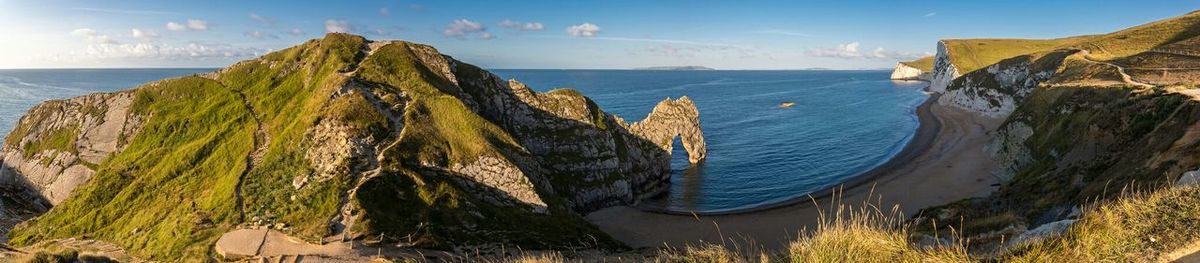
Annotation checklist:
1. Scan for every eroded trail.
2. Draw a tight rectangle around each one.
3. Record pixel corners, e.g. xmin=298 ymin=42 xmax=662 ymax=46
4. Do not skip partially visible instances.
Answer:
xmin=233 ymin=90 xmax=270 ymax=222
xmin=1078 ymin=50 xmax=1155 ymax=88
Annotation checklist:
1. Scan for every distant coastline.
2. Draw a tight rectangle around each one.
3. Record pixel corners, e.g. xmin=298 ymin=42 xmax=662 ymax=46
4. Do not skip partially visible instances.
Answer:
xmin=634 ymin=66 xmax=716 ymax=70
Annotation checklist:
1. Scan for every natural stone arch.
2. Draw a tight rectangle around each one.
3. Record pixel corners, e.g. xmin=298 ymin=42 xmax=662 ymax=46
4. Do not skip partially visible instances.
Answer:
xmin=629 ymin=96 xmax=707 ymax=164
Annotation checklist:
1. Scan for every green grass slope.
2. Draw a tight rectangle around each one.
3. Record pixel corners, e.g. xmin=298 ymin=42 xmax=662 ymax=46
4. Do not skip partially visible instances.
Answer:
xmin=942 ymin=37 xmax=1088 ymax=74
xmin=900 ymin=56 xmax=934 ymax=72
xmin=9 ymin=76 xmax=255 ymax=259
xmin=7 ymin=33 xmax=624 ymax=260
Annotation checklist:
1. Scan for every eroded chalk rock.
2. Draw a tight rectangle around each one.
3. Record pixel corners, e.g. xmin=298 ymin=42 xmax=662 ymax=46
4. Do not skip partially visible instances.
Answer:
xmin=0 ymin=91 xmax=141 ymax=205
xmin=629 ymin=96 xmax=707 ymax=164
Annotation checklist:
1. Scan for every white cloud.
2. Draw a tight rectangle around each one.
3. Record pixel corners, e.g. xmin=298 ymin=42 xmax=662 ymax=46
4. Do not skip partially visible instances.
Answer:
xmin=132 ymin=29 xmax=159 ymax=40
xmin=250 ymin=13 xmax=275 ymax=26
xmin=924 ymin=12 xmax=937 ymax=17
xmin=325 ymin=20 xmax=354 ymax=33
xmin=166 ymin=19 xmax=209 ymax=31
xmin=70 ymin=28 xmax=117 ymax=44
xmin=187 ymin=20 xmax=209 ymax=30
xmin=244 ymin=31 xmax=278 ymax=39
xmin=499 ymin=19 xmax=544 ymax=31
xmin=70 ymin=28 xmax=97 ymax=37
xmin=567 ymin=23 xmax=600 ymax=37
xmin=806 ymin=42 xmax=925 ymax=60
xmin=805 ymin=42 xmax=863 ymax=59
xmin=63 ymin=42 xmax=265 ymax=61
xmin=379 ymin=7 xmax=390 ymax=16
xmin=868 ymin=47 xmax=928 ymax=60
xmin=443 ymin=19 xmax=488 ymax=40
xmin=288 ymin=28 xmax=306 ymax=36
xmin=166 ymin=22 xmax=187 ymax=31
xmin=72 ymin=7 xmax=178 ymax=15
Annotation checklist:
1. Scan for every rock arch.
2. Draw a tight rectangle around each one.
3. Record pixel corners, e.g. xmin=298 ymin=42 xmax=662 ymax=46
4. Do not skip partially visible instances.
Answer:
xmin=629 ymin=96 xmax=707 ymax=164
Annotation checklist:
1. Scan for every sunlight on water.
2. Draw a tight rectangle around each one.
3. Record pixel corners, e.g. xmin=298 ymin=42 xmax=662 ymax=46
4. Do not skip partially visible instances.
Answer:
xmin=493 ymin=70 xmax=929 ymax=212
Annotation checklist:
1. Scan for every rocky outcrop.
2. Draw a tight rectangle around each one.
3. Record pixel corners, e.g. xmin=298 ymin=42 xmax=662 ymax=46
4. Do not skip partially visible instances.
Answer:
xmin=0 ymin=91 xmax=141 ymax=205
xmin=2 ymin=34 xmax=707 ymax=258
xmin=890 ymin=62 xmax=931 ymax=81
xmin=937 ymin=51 xmax=1073 ymax=118
xmin=629 ymin=97 xmax=707 ymax=164
xmin=1180 ymin=169 xmax=1200 ymax=187
xmin=928 ymin=41 xmax=961 ymax=93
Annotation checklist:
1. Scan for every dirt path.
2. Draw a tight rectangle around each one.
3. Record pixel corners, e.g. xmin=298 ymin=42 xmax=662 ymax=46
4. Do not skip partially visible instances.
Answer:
xmin=215 ymin=228 xmax=455 ymax=262
xmin=1078 ymin=50 xmax=1155 ymax=88
xmin=1164 ymin=240 xmax=1200 ymax=262
xmin=586 ymin=97 xmax=1005 ymax=250
xmin=233 ymin=90 xmax=269 ymax=222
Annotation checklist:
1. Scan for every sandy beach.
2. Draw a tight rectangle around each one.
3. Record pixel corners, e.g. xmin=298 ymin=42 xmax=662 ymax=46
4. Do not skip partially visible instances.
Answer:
xmin=585 ymin=93 xmax=1006 ymax=250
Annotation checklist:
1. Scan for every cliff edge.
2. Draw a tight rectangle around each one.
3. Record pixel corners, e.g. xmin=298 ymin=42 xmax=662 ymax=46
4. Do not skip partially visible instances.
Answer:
xmin=0 ymin=34 xmax=707 ymax=260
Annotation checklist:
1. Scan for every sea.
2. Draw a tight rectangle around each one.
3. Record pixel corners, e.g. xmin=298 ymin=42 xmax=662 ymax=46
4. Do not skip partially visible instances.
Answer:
xmin=0 ymin=69 xmax=929 ymax=213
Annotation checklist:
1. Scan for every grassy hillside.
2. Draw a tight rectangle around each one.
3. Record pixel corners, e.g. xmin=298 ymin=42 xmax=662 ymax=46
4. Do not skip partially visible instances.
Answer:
xmin=942 ymin=11 xmax=1200 ymax=75
xmin=899 ymin=56 xmax=935 ymax=72
xmin=6 ymin=33 xmax=630 ymax=260
xmin=8 ymin=76 xmax=256 ymax=259
xmin=942 ymin=37 xmax=1088 ymax=74
xmin=1071 ymin=10 xmax=1200 ymax=61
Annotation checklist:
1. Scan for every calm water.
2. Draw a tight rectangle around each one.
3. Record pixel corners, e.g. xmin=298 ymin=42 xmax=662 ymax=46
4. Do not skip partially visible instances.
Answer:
xmin=0 ymin=69 xmax=928 ymax=213
xmin=492 ymin=70 xmax=929 ymax=213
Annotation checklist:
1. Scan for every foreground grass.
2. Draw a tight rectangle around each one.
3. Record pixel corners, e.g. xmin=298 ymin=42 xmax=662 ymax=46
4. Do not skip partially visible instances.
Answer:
xmin=483 ymin=185 xmax=1200 ymax=262
xmin=1002 ymin=185 xmax=1200 ymax=262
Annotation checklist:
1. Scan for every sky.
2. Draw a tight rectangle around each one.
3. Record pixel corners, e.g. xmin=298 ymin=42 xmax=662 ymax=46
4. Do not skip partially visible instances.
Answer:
xmin=1 ymin=0 xmax=1198 ymax=70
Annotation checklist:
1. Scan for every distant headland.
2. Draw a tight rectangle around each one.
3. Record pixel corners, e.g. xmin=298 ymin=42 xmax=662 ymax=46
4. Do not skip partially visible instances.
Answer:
xmin=635 ymin=66 xmax=716 ymax=70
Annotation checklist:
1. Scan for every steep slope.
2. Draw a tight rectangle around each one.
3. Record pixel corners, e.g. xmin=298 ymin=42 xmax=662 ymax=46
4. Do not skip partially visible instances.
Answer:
xmin=936 ymin=11 xmax=1200 ymax=118
xmin=890 ymin=56 xmax=933 ymax=81
xmin=928 ymin=37 xmax=1088 ymax=92
xmin=1 ymin=34 xmax=706 ymax=260
xmin=913 ymin=10 xmax=1200 ymax=254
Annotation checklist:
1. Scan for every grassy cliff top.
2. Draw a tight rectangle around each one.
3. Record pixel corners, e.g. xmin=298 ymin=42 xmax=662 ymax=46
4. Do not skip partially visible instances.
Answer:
xmin=898 ymin=56 xmax=934 ymax=71
xmin=943 ymin=10 xmax=1200 ymax=74
xmin=942 ymin=37 xmax=1090 ymax=74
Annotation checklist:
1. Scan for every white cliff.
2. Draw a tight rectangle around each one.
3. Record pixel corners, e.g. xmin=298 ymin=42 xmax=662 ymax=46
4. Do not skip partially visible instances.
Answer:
xmin=0 ymin=91 xmax=142 ymax=205
xmin=890 ymin=62 xmax=931 ymax=81
xmin=929 ymin=41 xmax=961 ymax=93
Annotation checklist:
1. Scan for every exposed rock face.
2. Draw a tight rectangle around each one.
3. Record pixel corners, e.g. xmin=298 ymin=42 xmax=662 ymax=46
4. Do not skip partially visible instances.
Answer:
xmin=630 ymin=97 xmax=707 ymax=164
xmin=0 ymin=91 xmax=141 ymax=205
xmin=1 ymin=34 xmax=707 ymax=258
xmin=889 ymin=62 xmax=931 ymax=81
xmin=937 ymin=51 xmax=1073 ymax=118
xmin=1180 ymin=169 xmax=1200 ymax=187
xmin=929 ymin=41 xmax=961 ymax=93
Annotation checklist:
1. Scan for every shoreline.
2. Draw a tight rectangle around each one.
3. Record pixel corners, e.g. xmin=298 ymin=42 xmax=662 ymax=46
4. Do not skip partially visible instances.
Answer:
xmin=634 ymin=92 xmax=943 ymax=215
xmin=585 ymin=92 xmax=1004 ymax=250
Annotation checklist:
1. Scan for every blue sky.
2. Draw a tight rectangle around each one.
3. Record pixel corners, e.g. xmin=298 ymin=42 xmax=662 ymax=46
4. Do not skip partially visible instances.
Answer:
xmin=1 ymin=0 xmax=1198 ymax=69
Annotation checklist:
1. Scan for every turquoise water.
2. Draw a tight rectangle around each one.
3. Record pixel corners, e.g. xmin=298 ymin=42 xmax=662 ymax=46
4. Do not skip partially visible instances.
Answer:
xmin=492 ymin=70 xmax=929 ymax=213
xmin=0 ymin=69 xmax=928 ymax=213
